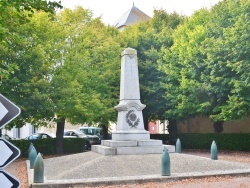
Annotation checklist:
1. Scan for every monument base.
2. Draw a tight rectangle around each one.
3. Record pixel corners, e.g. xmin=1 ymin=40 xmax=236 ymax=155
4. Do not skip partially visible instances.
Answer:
xmin=111 ymin=130 xmax=150 ymax=141
xmin=92 ymin=140 xmax=175 ymax=155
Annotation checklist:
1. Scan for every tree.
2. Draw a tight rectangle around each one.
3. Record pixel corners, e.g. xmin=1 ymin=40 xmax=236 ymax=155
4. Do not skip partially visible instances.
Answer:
xmin=0 ymin=0 xmax=62 ymax=81
xmin=1 ymin=11 xmax=61 ymax=129
xmin=207 ymin=0 xmax=250 ymax=124
xmin=159 ymin=0 xmax=250 ymax=132
xmin=50 ymin=7 xmax=121 ymax=153
xmin=0 ymin=1 xmax=62 ymax=115
xmin=1 ymin=6 xmax=121 ymax=153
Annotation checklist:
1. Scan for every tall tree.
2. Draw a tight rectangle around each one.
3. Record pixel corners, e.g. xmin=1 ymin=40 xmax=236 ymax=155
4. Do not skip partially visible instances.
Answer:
xmin=1 ymin=11 xmax=60 ymax=129
xmin=0 ymin=1 xmax=62 ymax=131
xmin=50 ymin=7 xmax=121 ymax=153
xmin=159 ymin=0 xmax=250 ymax=132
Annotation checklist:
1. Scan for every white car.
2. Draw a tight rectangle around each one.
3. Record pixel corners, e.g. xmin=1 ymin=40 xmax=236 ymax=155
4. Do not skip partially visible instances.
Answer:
xmin=79 ymin=127 xmax=112 ymax=143
xmin=63 ymin=130 xmax=100 ymax=149
xmin=25 ymin=133 xmax=55 ymax=140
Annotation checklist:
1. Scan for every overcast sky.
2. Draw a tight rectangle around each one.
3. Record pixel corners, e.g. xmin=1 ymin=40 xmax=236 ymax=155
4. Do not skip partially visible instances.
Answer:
xmin=59 ymin=0 xmax=221 ymax=25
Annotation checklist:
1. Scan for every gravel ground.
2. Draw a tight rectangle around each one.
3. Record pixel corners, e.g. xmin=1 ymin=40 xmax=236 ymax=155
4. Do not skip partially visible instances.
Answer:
xmin=5 ymin=149 xmax=250 ymax=188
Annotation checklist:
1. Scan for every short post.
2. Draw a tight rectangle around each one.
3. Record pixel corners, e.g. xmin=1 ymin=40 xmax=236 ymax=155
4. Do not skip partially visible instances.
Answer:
xmin=28 ymin=143 xmax=34 ymax=154
xmin=211 ymin=140 xmax=218 ymax=160
xmin=176 ymin=138 xmax=181 ymax=153
xmin=33 ymin=153 xmax=44 ymax=183
xmin=29 ymin=147 xmax=37 ymax=169
xmin=161 ymin=148 xmax=170 ymax=176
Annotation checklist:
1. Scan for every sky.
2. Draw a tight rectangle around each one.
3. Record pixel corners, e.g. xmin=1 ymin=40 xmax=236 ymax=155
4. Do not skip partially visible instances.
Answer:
xmin=59 ymin=0 xmax=221 ymax=25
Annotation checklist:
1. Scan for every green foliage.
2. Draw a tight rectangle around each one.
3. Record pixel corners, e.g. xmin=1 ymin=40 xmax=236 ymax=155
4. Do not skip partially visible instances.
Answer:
xmin=150 ymin=134 xmax=170 ymax=144
xmin=0 ymin=0 xmax=62 ymax=78
xmin=159 ymin=0 xmax=250 ymax=128
xmin=10 ymin=139 xmax=30 ymax=157
xmin=10 ymin=138 xmax=86 ymax=157
xmin=32 ymin=138 xmax=57 ymax=155
xmin=1 ymin=11 xmax=58 ymax=128
xmin=2 ymin=6 xmax=121 ymax=130
xmin=51 ymin=7 xmax=122 ymax=127
xmin=178 ymin=133 xmax=250 ymax=151
xmin=62 ymin=138 xmax=85 ymax=153
xmin=2 ymin=6 xmax=121 ymax=152
xmin=151 ymin=133 xmax=250 ymax=151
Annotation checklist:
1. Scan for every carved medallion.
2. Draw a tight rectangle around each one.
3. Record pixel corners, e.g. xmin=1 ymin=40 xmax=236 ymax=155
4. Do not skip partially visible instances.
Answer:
xmin=126 ymin=110 xmax=140 ymax=128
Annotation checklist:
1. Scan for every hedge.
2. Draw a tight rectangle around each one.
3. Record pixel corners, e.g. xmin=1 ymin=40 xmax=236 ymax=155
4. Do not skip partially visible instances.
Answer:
xmin=178 ymin=133 xmax=250 ymax=151
xmin=151 ymin=133 xmax=250 ymax=151
xmin=10 ymin=138 xmax=86 ymax=157
xmin=150 ymin=134 xmax=170 ymax=144
xmin=10 ymin=133 xmax=250 ymax=157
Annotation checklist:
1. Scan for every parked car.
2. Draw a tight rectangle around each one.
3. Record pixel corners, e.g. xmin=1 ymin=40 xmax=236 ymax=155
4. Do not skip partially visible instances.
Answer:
xmin=25 ymin=133 xmax=55 ymax=140
xmin=1 ymin=134 xmax=13 ymax=140
xmin=79 ymin=126 xmax=112 ymax=143
xmin=63 ymin=130 xmax=100 ymax=149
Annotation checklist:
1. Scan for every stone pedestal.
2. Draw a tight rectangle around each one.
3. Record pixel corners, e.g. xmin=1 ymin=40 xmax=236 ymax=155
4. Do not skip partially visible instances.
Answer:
xmin=92 ymin=48 xmax=175 ymax=155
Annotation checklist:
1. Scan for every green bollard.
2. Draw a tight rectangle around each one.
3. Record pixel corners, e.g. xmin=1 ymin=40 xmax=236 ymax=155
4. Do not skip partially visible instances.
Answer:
xmin=29 ymin=147 xmax=38 ymax=169
xmin=176 ymin=138 xmax=181 ymax=153
xmin=33 ymin=153 xmax=44 ymax=183
xmin=211 ymin=140 xmax=218 ymax=160
xmin=28 ymin=144 xmax=35 ymax=159
xmin=161 ymin=148 xmax=170 ymax=176
xmin=28 ymin=143 xmax=34 ymax=155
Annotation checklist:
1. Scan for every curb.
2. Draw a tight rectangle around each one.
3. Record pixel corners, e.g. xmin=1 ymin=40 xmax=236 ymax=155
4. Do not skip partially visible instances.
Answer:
xmin=28 ymin=166 xmax=250 ymax=188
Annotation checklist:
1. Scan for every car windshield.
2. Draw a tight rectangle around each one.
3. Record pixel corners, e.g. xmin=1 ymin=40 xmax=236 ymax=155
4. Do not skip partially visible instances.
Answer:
xmin=74 ymin=130 xmax=84 ymax=135
xmin=79 ymin=129 xmax=88 ymax=135
xmin=80 ymin=128 xmax=102 ymax=136
xmin=30 ymin=134 xmax=39 ymax=139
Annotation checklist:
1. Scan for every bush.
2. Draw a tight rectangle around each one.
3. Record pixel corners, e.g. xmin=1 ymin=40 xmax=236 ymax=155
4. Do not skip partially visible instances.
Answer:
xmin=10 ymin=139 xmax=31 ymax=157
xmin=9 ymin=138 xmax=86 ymax=158
xmin=177 ymin=133 xmax=250 ymax=151
xmin=63 ymin=138 xmax=85 ymax=153
xmin=150 ymin=134 xmax=170 ymax=144
xmin=150 ymin=133 xmax=250 ymax=151
xmin=32 ymin=138 xmax=57 ymax=155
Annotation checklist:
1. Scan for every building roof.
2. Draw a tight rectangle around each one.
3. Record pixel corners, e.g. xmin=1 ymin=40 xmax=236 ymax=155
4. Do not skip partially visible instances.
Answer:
xmin=114 ymin=5 xmax=151 ymax=29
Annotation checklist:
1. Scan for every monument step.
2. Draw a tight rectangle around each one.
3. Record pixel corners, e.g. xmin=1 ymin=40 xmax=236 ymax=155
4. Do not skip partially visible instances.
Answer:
xmin=102 ymin=139 xmax=162 ymax=147
xmin=91 ymin=144 xmax=175 ymax=155
xmin=117 ymin=145 xmax=164 ymax=155
xmin=91 ymin=145 xmax=116 ymax=155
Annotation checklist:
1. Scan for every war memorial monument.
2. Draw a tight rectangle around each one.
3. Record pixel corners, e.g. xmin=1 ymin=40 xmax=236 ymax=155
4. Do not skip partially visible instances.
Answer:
xmin=92 ymin=48 xmax=175 ymax=155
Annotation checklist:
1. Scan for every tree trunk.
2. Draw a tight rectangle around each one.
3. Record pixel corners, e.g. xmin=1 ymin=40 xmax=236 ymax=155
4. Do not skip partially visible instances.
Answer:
xmin=167 ymin=119 xmax=177 ymax=145
xmin=56 ymin=117 xmax=65 ymax=154
xmin=143 ymin=116 xmax=149 ymax=131
xmin=213 ymin=121 xmax=224 ymax=133
xmin=101 ymin=124 xmax=108 ymax=140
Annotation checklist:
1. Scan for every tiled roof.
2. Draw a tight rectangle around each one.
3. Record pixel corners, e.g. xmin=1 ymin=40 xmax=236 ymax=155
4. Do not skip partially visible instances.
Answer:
xmin=114 ymin=5 xmax=151 ymax=29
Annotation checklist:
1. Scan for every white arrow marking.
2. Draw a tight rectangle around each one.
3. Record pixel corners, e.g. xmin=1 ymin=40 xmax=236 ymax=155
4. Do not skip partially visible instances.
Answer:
xmin=0 ymin=173 xmax=13 ymax=187
xmin=0 ymin=141 xmax=13 ymax=166
xmin=0 ymin=102 xmax=8 ymax=121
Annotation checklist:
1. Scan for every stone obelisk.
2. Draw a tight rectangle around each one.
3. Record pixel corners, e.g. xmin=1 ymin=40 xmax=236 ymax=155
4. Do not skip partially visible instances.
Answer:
xmin=112 ymin=48 xmax=150 ymax=140
xmin=92 ymin=48 xmax=175 ymax=155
